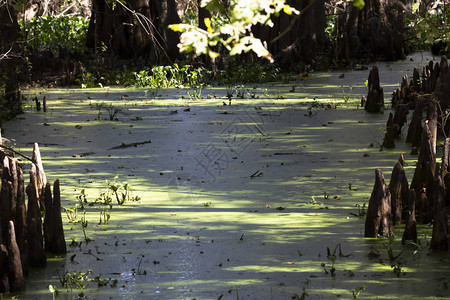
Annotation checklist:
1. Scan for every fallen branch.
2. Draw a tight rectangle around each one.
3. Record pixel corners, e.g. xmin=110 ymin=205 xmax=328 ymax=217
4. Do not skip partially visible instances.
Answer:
xmin=253 ymin=123 xmax=266 ymax=136
xmin=250 ymin=170 xmax=263 ymax=178
xmin=0 ymin=144 xmax=33 ymax=161
xmin=72 ymin=152 xmax=95 ymax=157
xmin=108 ymin=140 xmax=152 ymax=150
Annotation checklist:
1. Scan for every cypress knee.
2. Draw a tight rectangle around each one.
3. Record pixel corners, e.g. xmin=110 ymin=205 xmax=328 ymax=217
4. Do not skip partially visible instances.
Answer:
xmin=7 ymin=221 xmax=25 ymax=291
xmin=52 ymin=179 xmax=67 ymax=254
xmin=402 ymin=189 xmax=418 ymax=245
xmin=25 ymin=180 xmax=46 ymax=268
xmin=365 ymin=169 xmax=394 ymax=238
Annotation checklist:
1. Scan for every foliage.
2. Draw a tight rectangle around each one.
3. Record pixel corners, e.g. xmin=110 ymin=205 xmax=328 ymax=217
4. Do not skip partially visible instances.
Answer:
xmin=56 ymin=268 xmax=118 ymax=293
xmin=75 ymin=59 xmax=281 ymax=88
xmin=127 ymin=64 xmax=209 ymax=88
xmin=57 ymin=269 xmax=92 ymax=291
xmin=170 ymin=0 xmax=300 ymax=62
xmin=407 ymin=1 xmax=450 ymax=54
xmin=19 ymin=16 xmax=89 ymax=58
xmin=215 ymin=61 xmax=280 ymax=84
xmin=350 ymin=285 xmax=367 ymax=298
xmin=97 ymin=175 xmax=141 ymax=206
xmin=170 ymin=0 xmax=366 ymax=62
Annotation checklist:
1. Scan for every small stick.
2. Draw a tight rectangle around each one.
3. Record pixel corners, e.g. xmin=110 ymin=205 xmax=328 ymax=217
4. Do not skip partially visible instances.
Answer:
xmin=254 ymin=123 xmax=266 ymax=136
xmin=0 ymin=144 xmax=33 ymax=161
xmin=250 ymin=170 xmax=261 ymax=177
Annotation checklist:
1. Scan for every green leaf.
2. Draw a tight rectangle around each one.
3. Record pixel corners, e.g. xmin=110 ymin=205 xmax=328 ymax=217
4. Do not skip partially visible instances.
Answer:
xmin=283 ymin=5 xmax=300 ymax=15
xmin=353 ymin=0 xmax=365 ymax=9
xmin=168 ymin=24 xmax=183 ymax=32
xmin=204 ymin=17 xmax=213 ymax=34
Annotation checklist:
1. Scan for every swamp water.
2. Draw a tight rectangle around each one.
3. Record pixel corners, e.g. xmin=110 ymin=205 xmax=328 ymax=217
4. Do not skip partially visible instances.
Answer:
xmin=3 ymin=52 xmax=449 ymax=299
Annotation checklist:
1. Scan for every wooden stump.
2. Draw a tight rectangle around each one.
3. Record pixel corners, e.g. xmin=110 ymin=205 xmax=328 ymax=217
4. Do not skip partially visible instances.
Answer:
xmin=0 ymin=244 xmax=9 ymax=293
xmin=393 ymin=104 xmax=408 ymax=135
xmin=43 ymin=96 xmax=47 ymax=113
xmin=31 ymin=143 xmax=47 ymax=208
xmin=43 ymin=180 xmax=66 ymax=254
xmin=435 ymin=56 xmax=450 ymax=108
xmin=430 ymin=165 xmax=449 ymax=252
xmin=365 ymin=66 xmax=385 ymax=113
xmin=410 ymin=122 xmax=436 ymax=196
xmin=416 ymin=188 xmax=432 ymax=224
xmin=405 ymin=100 xmax=423 ymax=147
xmin=13 ymin=167 xmax=27 ymax=275
xmin=43 ymin=183 xmax=54 ymax=253
xmin=8 ymin=159 xmax=17 ymax=219
xmin=0 ymin=178 xmax=11 ymax=243
xmin=431 ymin=61 xmax=440 ymax=92
xmin=51 ymin=179 xmax=67 ymax=254
xmin=7 ymin=221 xmax=25 ymax=292
xmin=365 ymin=169 xmax=394 ymax=238
xmin=441 ymin=138 xmax=450 ymax=206
xmin=382 ymin=113 xmax=396 ymax=148
xmin=412 ymin=67 xmax=421 ymax=91
xmin=389 ymin=161 xmax=409 ymax=225
xmin=400 ymin=75 xmax=410 ymax=100
xmin=25 ymin=174 xmax=46 ymax=268
xmin=427 ymin=100 xmax=438 ymax=155
xmin=402 ymin=189 xmax=418 ymax=245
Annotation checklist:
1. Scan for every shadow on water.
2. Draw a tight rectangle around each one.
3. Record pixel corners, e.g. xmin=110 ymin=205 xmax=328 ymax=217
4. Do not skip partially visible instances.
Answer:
xmin=3 ymin=52 xmax=449 ymax=299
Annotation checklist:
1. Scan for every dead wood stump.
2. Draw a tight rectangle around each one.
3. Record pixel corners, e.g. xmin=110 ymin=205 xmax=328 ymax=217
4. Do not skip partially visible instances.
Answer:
xmin=13 ymin=167 xmax=27 ymax=275
xmin=430 ymin=165 xmax=449 ymax=252
xmin=431 ymin=61 xmax=440 ymax=92
xmin=8 ymin=159 xmax=17 ymax=219
xmin=382 ymin=113 xmax=396 ymax=148
xmin=25 ymin=173 xmax=46 ymax=268
xmin=427 ymin=100 xmax=438 ymax=155
xmin=44 ymin=180 xmax=66 ymax=254
xmin=441 ymin=138 xmax=450 ymax=206
xmin=365 ymin=169 xmax=394 ymax=238
xmin=410 ymin=122 xmax=436 ymax=197
xmin=51 ymin=180 xmax=66 ymax=254
xmin=435 ymin=56 xmax=450 ymax=109
xmin=0 ymin=244 xmax=9 ymax=293
xmin=43 ymin=183 xmax=53 ymax=253
xmin=393 ymin=104 xmax=408 ymax=135
xmin=389 ymin=161 xmax=409 ymax=225
xmin=7 ymin=221 xmax=24 ymax=292
xmin=365 ymin=66 xmax=385 ymax=113
xmin=400 ymin=75 xmax=410 ymax=100
xmin=0 ymin=178 xmax=12 ymax=243
xmin=412 ymin=67 xmax=421 ymax=91
xmin=43 ymin=96 xmax=47 ymax=113
xmin=402 ymin=189 xmax=418 ymax=245
xmin=405 ymin=100 xmax=423 ymax=148
xmin=31 ymin=143 xmax=47 ymax=209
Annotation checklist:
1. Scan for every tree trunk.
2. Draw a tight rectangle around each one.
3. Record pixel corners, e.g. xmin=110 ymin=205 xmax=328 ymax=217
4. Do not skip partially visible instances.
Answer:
xmin=338 ymin=0 xmax=408 ymax=64
xmin=86 ymin=0 xmax=179 ymax=63
xmin=254 ymin=0 xmax=326 ymax=70
xmin=0 ymin=2 xmax=22 ymax=120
